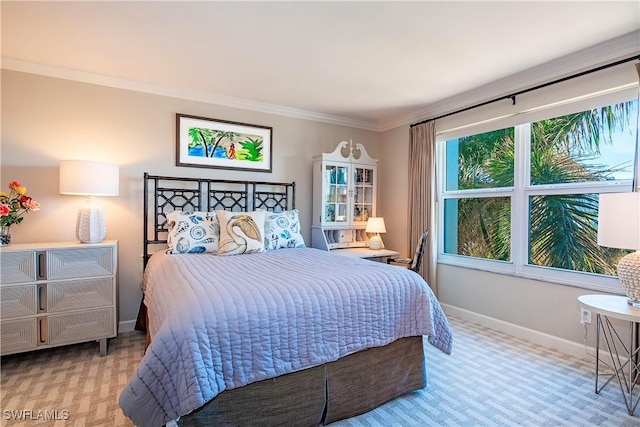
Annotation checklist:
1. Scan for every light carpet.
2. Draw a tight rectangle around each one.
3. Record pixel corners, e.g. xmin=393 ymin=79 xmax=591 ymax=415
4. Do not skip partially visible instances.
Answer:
xmin=2 ymin=316 xmax=639 ymax=426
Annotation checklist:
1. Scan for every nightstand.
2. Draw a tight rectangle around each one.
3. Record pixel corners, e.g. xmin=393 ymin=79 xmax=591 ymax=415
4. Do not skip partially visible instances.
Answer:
xmin=0 ymin=241 xmax=118 ymax=356
xmin=578 ymin=294 xmax=640 ymax=415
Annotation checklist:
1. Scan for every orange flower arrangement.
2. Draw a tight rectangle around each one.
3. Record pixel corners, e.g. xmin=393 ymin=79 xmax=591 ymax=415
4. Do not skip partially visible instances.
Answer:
xmin=0 ymin=181 xmax=41 ymax=227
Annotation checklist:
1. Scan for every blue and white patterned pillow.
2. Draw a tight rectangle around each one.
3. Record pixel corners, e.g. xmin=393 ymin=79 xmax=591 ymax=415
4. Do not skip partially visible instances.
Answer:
xmin=166 ymin=211 xmax=220 ymax=254
xmin=264 ymin=209 xmax=306 ymax=251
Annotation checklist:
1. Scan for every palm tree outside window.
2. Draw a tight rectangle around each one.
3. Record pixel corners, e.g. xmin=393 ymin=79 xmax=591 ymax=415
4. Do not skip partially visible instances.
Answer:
xmin=441 ymin=99 xmax=638 ymax=284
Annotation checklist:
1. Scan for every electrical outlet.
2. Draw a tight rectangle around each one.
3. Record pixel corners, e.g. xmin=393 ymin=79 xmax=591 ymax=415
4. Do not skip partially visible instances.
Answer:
xmin=580 ymin=307 xmax=592 ymax=324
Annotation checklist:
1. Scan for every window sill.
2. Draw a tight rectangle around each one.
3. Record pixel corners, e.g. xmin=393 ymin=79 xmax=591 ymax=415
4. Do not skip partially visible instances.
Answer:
xmin=437 ymin=257 xmax=624 ymax=295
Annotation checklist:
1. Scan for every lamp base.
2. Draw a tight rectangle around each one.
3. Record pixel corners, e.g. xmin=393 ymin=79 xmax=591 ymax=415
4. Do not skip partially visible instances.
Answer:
xmin=369 ymin=234 xmax=382 ymax=250
xmin=618 ymin=251 xmax=640 ymax=305
xmin=76 ymin=205 xmax=106 ymax=244
xmin=627 ymin=299 xmax=640 ymax=308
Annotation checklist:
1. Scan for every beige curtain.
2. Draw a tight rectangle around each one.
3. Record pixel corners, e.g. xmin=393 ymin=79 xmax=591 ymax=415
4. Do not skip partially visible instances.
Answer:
xmin=408 ymin=121 xmax=437 ymax=294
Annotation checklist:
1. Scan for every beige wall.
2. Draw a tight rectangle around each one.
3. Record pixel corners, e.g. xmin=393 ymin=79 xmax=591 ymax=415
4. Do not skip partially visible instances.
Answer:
xmin=437 ymin=265 xmax=612 ymax=346
xmin=1 ymin=70 xmax=380 ymax=329
xmin=376 ymin=125 xmax=410 ymax=258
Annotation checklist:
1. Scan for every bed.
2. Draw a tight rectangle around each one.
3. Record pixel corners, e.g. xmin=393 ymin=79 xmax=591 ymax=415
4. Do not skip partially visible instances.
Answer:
xmin=119 ymin=173 xmax=452 ymax=427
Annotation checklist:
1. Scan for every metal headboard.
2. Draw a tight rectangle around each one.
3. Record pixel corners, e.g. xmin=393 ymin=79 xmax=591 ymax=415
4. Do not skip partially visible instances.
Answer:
xmin=143 ymin=172 xmax=296 ymax=268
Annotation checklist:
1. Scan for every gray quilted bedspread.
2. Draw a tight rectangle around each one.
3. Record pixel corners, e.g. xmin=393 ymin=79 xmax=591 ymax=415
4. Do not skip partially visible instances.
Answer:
xmin=119 ymin=248 xmax=452 ymax=427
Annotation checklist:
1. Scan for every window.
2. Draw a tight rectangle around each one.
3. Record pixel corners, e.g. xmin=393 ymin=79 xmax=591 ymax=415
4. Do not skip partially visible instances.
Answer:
xmin=443 ymin=197 xmax=511 ymax=261
xmin=440 ymin=99 xmax=638 ymax=291
xmin=444 ymin=128 xmax=514 ymax=262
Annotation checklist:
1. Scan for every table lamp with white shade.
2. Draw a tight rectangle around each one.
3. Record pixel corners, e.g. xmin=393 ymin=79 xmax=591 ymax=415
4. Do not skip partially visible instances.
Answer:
xmin=59 ymin=160 xmax=119 ymax=244
xmin=366 ymin=217 xmax=386 ymax=250
xmin=597 ymin=192 xmax=640 ymax=306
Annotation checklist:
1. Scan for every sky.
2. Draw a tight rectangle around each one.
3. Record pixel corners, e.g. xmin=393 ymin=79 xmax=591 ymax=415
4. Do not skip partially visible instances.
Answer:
xmin=581 ymin=101 xmax=638 ymax=180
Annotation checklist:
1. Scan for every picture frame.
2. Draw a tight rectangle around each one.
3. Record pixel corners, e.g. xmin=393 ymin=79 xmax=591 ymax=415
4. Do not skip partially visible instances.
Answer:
xmin=176 ymin=114 xmax=273 ymax=172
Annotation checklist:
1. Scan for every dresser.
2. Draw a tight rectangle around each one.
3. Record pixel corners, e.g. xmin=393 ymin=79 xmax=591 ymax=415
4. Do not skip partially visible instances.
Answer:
xmin=0 ymin=241 xmax=117 ymax=356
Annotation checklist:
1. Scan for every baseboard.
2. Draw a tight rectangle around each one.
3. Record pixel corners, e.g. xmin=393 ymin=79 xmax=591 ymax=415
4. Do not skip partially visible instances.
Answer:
xmin=441 ymin=303 xmax=595 ymax=362
xmin=118 ymin=319 xmax=137 ymax=333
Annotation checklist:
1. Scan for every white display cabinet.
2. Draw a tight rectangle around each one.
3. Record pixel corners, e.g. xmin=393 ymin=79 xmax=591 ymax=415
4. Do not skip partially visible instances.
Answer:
xmin=312 ymin=141 xmax=379 ymax=251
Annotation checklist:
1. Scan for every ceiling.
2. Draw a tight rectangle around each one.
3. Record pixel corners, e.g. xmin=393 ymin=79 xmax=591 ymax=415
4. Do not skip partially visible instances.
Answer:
xmin=2 ymin=1 xmax=639 ymax=131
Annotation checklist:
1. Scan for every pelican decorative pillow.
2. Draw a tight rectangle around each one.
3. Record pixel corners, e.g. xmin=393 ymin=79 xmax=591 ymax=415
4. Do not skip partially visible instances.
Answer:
xmin=216 ymin=210 xmax=266 ymax=256
xmin=166 ymin=211 xmax=220 ymax=254
xmin=264 ymin=209 xmax=306 ymax=250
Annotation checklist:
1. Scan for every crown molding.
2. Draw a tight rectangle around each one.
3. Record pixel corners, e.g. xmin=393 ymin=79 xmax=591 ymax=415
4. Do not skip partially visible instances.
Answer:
xmin=380 ymin=30 xmax=640 ymax=132
xmin=3 ymin=30 xmax=638 ymax=135
xmin=1 ymin=57 xmax=379 ymax=132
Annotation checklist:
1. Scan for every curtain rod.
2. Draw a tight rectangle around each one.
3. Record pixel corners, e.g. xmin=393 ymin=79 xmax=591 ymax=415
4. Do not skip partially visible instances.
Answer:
xmin=410 ymin=54 xmax=640 ymax=128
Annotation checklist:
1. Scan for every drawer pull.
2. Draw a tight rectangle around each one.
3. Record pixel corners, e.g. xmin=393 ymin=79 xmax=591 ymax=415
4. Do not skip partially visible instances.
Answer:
xmin=39 ymin=318 xmax=48 ymax=344
xmin=38 ymin=284 xmax=47 ymax=312
xmin=37 ymin=252 xmax=47 ymax=280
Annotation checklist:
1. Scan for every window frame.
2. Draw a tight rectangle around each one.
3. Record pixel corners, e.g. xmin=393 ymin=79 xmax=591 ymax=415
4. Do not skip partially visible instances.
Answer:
xmin=437 ymin=96 xmax=637 ymax=294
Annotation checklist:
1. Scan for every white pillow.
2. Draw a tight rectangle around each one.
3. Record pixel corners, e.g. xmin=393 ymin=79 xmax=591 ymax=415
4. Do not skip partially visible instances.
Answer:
xmin=166 ymin=211 xmax=220 ymax=254
xmin=216 ymin=210 xmax=266 ymax=256
xmin=264 ymin=209 xmax=306 ymax=250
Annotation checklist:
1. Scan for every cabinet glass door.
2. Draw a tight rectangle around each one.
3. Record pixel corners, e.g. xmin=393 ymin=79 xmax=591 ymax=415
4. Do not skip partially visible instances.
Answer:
xmin=324 ymin=165 xmax=349 ymax=223
xmin=353 ymin=167 xmax=374 ymax=224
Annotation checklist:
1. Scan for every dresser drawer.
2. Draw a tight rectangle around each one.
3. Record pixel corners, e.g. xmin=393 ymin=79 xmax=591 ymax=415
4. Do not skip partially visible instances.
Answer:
xmin=1 ymin=285 xmax=38 ymax=319
xmin=48 ymin=308 xmax=115 ymax=346
xmin=47 ymin=246 xmax=114 ymax=280
xmin=1 ymin=318 xmax=38 ymax=354
xmin=0 ymin=251 xmax=37 ymax=285
xmin=47 ymin=278 xmax=114 ymax=313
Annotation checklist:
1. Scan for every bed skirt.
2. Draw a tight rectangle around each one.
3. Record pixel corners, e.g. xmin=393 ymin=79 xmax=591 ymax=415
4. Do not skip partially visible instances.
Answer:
xmin=177 ymin=335 xmax=426 ymax=426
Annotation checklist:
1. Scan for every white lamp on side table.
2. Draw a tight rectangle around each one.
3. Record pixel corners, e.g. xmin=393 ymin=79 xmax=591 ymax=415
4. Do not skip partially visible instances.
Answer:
xmin=59 ymin=160 xmax=119 ymax=244
xmin=597 ymin=192 xmax=640 ymax=306
xmin=366 ymin=217 xmax=386 ymax=250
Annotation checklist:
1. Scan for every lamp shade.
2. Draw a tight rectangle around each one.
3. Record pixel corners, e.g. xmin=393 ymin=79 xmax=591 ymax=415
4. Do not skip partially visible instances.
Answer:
xmin=59 ymin=160 xmax=119 ymax=244
xmin=365 ymin=217 xmax=386 ymax=234
xmin=59 ymin=160 xmax=119 ymax=196
xmin=366 ymin=217 xmax=386 ymax=250
xmin=598 ymin=192 xmax=640 ymax=306
xmin=597 ymin=192 xmax=640 ymax=250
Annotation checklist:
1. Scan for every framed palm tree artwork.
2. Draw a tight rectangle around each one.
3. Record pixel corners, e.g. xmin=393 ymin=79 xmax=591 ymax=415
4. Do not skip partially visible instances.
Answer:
xmin=176 ymin=114 xmax=273 ymax=172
